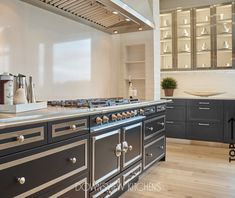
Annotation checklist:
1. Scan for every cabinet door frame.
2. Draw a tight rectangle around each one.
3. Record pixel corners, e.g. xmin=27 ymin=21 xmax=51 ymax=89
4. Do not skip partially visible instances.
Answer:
xmin=122 ymin=122 xmax=142 ymax=169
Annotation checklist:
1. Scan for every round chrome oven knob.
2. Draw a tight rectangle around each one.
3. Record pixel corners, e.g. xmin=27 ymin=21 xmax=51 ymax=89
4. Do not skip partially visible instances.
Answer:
xmin=17 ymin=177 xmax=26 ymax=185
xmin=96 ymin=117 xmax=103 ymax=124
xmin=70 ymin=157 xmax=77 ymax=164
xmin=103 ymin=116 xmax=109 ymax=123
xmin=117 ymin=113 xmax=122 ymax=120
xmin=17 ymin=135 xmax=25 ymax=143
xmin=111 ymin=114 xmax=118 ymax=121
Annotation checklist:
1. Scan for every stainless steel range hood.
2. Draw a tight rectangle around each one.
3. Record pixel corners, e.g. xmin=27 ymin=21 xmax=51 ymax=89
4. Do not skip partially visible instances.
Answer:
xmin=20 ymin=0 xmax=155 ymax=34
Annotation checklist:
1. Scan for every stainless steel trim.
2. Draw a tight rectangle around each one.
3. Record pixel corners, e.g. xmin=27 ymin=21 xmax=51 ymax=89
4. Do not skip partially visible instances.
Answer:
xmin=52 ymin=119 xmax=87 ymax=138
xmin=49 ymin=177 xmax=88 ymax=198
xmin=13 ymin=140 xmax=88 ymax=198
xmin=166 ymin=106 xmax=175 ymax=109
xmin=0 ymin=126 xmax=44 ymax=150
xmin=122 ymin=163 xmax=142 ymax=186
xmin=90 ymin=116 xmax=145 ymax=132
xmin=92 ymin=129 xmax=121 ymax=186
xmin=166 ymin=121 xmax=174 ymax=124
xmin=123 ymin=122 xmax=142 ymax=168
xmin=92 ymin=178 xmax=121 ymax=198
xmin=143 ymin=136 xmax=165 ymax=170
xmin=144 ymin=115 xmax=166 ymax=140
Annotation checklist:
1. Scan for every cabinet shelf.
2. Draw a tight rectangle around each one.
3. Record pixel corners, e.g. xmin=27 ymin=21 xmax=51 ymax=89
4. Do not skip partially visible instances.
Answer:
xmin=197 ymin=51 xmax=211 ymax=54
xmin=217 ymin=48 xmax=232 ymax=51
xmin=217 ymin=19 xmax=232 ymax=23
xmin=161 ymin=53 xmax=172 ymax=56
xmin=125 ymin=60 xmax=145 ymax=64
xmin=160 ymin=26 xmax=172 ymax=30
xmin=196 ymin=22 xmax=211 ymax=26
xmin=124 ymin=78 xmax=145 ymax=81
xmin=217 ymin=33 xmax=232 ymax=36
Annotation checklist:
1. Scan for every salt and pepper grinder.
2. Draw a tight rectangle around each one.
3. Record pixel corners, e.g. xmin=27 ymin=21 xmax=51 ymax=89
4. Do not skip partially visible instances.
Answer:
xmin=0 ymin=73 xmax=14 ymax=105
xmin=28 ymin=76 xmax=36 ymax=103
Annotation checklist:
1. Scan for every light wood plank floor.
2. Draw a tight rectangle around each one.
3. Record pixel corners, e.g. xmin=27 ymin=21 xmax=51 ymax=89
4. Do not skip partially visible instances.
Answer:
xmin=121 ymin=141 xmax=235 ymax=198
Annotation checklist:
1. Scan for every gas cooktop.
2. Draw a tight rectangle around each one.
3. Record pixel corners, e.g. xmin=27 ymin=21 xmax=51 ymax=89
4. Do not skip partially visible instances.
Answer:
xmin=47 ymin=98 xmax=140 ymax=108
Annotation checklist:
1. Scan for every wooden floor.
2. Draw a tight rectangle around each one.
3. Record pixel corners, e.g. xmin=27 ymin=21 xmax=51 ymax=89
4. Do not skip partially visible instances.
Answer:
xmin=121 ymin=141 xmax=235 ymax=198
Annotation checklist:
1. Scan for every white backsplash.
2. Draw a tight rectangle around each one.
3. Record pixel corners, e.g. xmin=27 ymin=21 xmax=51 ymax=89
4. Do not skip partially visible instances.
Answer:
xmin=161 ymin=70 xmax=235 ymax=98
xmin=0 ymin=0 xmax=119 ymax=100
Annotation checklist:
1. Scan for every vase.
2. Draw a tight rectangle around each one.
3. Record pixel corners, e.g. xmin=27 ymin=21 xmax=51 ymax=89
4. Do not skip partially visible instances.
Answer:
xmin=164 ymin=89 xmax=174 ymax=97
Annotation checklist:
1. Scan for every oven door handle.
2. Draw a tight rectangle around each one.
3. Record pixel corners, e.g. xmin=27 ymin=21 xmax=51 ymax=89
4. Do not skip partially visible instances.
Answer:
xmin=115 ymin=143 xmax=122 ymax=157
xmin=122 ymin=141 xmax=129 ymax=153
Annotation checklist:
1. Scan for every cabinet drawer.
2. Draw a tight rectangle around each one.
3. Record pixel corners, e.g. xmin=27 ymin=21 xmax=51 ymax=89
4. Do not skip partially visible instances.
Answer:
xmin=40 ymin=173 xmax=88 ymax=198
xmin=187 ymin=100 xmax=223 ymax=107
xmin=122 ymin=162 xmax=142 ymax=187
xmin=166 ymin=99 xmax=186 ymax=106
xmin=90 ymin=176 xmax=121 ymax=198
xmin=49 ymin=117 xmax=89 ymax=142
xmin=166 ymin=121 xmax=186 ymax=139
xmin=0 ymin=123 xmax=47 ymax=157
xmin=187 ymin=122 xmax=223 ymax=142
xmin=143 ymin=136 xmax=165 ymax=170
xmin=144 ymin=116 xmax=165 ymax=140
xmin=187 ymin=105 xmax=223 ymax=122
xmin=0 ymin=136 xmax=88 ymax=198
xmin=166 ymin=106 xmax=186 ymax=121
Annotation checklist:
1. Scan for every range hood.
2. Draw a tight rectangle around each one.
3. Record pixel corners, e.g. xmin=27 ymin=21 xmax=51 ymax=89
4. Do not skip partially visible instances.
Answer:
xmin=21 ymin=0 xmax=155 ymax=34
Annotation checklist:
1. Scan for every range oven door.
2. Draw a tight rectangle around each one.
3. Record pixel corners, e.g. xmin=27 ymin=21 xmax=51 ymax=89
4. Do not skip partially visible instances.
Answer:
xmin=91 ymin=129 xmax=121 ymax=187
xmin=122 ymin=122 xmax=142 ymax=169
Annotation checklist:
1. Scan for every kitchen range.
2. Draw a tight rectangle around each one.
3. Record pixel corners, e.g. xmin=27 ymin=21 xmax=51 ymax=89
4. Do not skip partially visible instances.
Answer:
xmin=0 ymin=98 xmax=167 ymax=198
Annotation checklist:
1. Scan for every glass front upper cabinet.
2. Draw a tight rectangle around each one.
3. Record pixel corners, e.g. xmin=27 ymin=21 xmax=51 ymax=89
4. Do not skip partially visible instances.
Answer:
xmin=195 ymin=6 xmax=212 ymax=69
xmin=216 ymin=4 xmax=233 ymax=68
xmin=160 ymin=12 xmax=173 ymax=70
xmin=176 ymin=9 xmax=192 ymax=69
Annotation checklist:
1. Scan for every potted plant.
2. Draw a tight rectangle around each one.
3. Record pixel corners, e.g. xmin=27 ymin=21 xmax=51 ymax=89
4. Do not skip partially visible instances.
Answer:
xmin=161 ymin=77 xmax=177 ymax=97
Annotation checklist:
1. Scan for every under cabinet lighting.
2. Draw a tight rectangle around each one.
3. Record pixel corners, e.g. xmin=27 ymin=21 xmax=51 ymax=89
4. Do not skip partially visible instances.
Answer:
xmin=125 ymin=18 xmax=131 ymax=22
xmin=113 ymin=30 xmax=118 ymax=34
xmin=112 ymin=11 xmax=118 ymax=15
xmin=138 ymin=27 xmax=143 ymax=31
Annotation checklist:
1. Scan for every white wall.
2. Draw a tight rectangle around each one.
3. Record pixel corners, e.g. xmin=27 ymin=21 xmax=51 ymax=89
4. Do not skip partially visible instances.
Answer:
xmin=161 ymin=70 xmax=235 ymax=98
xmin=0 ymin=0 xmax=118 ymax=100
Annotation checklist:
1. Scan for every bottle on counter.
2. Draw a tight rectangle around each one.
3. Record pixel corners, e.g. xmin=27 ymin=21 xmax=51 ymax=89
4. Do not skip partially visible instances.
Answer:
xmin=0 ymin=73 xmax=14 ymax=105
xmin=28 ymin=76 xmax=36 ymax=103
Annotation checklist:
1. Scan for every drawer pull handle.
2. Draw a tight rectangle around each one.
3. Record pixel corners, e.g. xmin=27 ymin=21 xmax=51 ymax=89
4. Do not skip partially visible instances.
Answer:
xmin=158 ymin=122 xmax=165 ymax=127
xmin=198 ymin=123 xmax=210 ymax=127
xmin=122 ymin=141 xmax=129 ymax=153
xmin=69 ymin=157 xmax=77 ymax=164
xmin=199 ymin=107 xmax=210 ymax=110
xmin=147 ymin=127 xmax=154 ymax=131
xmin=17 ymin=135 xmax=25 ymax=143
xmin=160 ymin=146 xmax=164 ymax=150
xmin=166 ymin=106 xmax=174 ymax=109
xmin=166 ymin=121 xmax=174 ymax=124
xmin=131 ymin=172 xmax=138 ymax=177
xmin=70 ymin=125 xmax=77 ymax=130
xmin=128 ymin=145 xmax=133 ymax=151
xmin=199 ymin=102 xmax=210 ymax=105
xmin=115 ymin=144 xmax=122 ymax=157
xmin=17 ymin=177 xmax=26 ymax=185
xmin=146 ymin=153 xmax=153 ymax=157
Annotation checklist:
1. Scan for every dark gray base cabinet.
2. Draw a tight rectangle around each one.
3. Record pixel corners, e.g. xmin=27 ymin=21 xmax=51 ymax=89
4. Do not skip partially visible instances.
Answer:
xmin=224 ymin=101 xmax=235 ymax=143
xmin=166 ymin=121 xmax=186 ymax=139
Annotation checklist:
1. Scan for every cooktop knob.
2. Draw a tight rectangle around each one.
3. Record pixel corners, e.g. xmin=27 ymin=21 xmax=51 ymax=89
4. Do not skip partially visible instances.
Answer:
xmin=126 ymin=112 xmax=131 ymax=118
xmin=140 ymin=109 xmax=145 ymax=115
xmin=130 ymin=111 xmax=135 ymax=117
xmin=103 ymin=115 xmax=109 ymax=123
xmin=122 ymin=112 xmax=127 ymax=118
xmin=117 ymin=113 xmax=122 ymax=120
xmin=96 ymin=117 xmax=103 ymax=124
xmin=112 ymin=114 xmax=118 ymax=121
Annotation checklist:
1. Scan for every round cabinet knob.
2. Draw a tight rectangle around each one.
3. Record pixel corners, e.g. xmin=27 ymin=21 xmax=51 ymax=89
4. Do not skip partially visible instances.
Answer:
xmin=70 ymin=157 xmax=77 ymax=164
xmin=160 ymin=146 xmax=164 ymax=150
xmin=70 ymin=125 xmax=77 ymax=130
xmin=126 ymin=112 xmax=131 ymax=118
xmin=147 ymin=127 xmax=154 ymax=131
xmin=122 ymin=112 xmax=127 ymax=119
xmin=103 ymin=115 xmax=109 ymax=123
xmin=146 ymin=153 xmax=153 ymax=157
xmin=96 ymin=117 xmax=103 ymax=124
xmin=17 ymin=177 xmax=26 ymax=185
xmin=140 ymin=109 xmax=145 ymax=115
xmin=111 ymin=114 xmax=118 ymax=121
xmin=128 ymin=145 xmax=133 ymax=151
xmin=17 ymin=135 xmax=25 ymax=143
xmin=117 ymin=113 xmax=122 ymax=120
